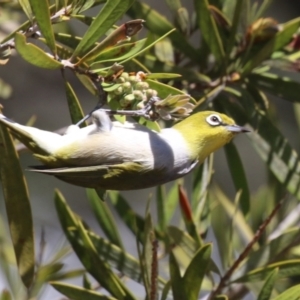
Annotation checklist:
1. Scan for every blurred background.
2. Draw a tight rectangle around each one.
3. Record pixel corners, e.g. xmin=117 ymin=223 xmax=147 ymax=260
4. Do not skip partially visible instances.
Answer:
xmin=1 ymin=0 xmax=300 ymax=298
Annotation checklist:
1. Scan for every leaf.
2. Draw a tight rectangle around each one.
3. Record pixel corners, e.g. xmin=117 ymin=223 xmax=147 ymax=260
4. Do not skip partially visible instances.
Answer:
xmin=54 ymin=190 xmax=136 ymax=300
xmin=246 ymin=228 xmax=300 ymax=271
xmin=89 ymin=231 xmax=167 ymax=289
xmin=194 ymin=0 xmax=225 ymax=64
xmin=90 ymin=39 xmax=147 ymax=64
xmin=242 ymin=17 xmax=300 ymax=75
xmin=127 ymin=2 xmax=200 ymax=63
xmin=72 ymin=0 xmax=135 ymax=59
xmin=28 ymin=0 xmax=56 ymax=54
xmin=64 ymin=80 xmax=86 ymax=125
xmin=86 ymin=189 xmax=124 ymax=249
xmin=169 ymin=251 xmax=186 ymax=300
xmin=234 ymin=260 xmax=300 ymax=283
xmin=79 ymin=19 xmax=144 ymax=64
xmin=146 ymin=79 xmax=195 ymax=101
xmin=224 ymin=142 xmax=250 ymax=215
xmin=14 ymin=33 xmax=62 ymax=69
xmin=273 ymin=284 xmax=300 ymax=300
xmin=183 ymin=244 xmax=212 ymax=300
xmin=0 ymin=124 xmax=35 ymax=288
xmin=257 ymin=268 xmax=278 ymax=300
xmin=19 ymin=0 xmax=33 ymax=21
xmin=51 ymin=282 xmax=118 ymax=300
xmin=222 ymin=88 xmax=300 ymax=204
xmin=145 ymin=73 xmax=181 ymax=79
xmin=249 ymin=72 xmax=300 ymax=103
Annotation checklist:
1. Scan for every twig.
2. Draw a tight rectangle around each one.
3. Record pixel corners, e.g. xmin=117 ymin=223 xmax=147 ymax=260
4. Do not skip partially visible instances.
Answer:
xmin=209 ymin=199 xmax=283 ymax=300
xmin=150 ymin=238 xmax=158 ymax=300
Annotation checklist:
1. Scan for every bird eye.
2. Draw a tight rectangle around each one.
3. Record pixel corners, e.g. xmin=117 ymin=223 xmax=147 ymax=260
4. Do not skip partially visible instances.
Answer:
xmin=206 ymin=114 xmax=222 ymax=126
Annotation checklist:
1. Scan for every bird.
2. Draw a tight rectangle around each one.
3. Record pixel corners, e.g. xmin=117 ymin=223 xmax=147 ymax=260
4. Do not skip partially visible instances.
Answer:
xmin=0 ymin=110 xmax=249 ymax=190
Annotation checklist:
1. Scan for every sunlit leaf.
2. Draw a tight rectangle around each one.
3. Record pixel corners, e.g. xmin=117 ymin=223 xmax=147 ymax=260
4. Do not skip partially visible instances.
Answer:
xmin=273 ymin=284 xmax=300 ymax=300
xmin=28 ymin=0 xmax=57 ymax=54
xmin=72 ymin=0 xmax=135 ymax=59
xmin=14 ymin=33 xmax=62 ymax=69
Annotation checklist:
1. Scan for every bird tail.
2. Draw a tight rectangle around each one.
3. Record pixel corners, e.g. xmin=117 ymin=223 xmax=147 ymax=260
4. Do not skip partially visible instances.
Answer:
xmin=0 ymin=113 xmax=64 ymax=157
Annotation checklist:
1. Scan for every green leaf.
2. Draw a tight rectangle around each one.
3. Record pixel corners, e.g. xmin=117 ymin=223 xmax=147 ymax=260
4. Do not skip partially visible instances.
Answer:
xmin=51 ymin=282 xmax=118 ymax=300
xmin=80 ymin=19 xmax=144 ymax=64
xmin=145 ymin=73 xmax=181 ymax=79
xmin=64 ymin=80 xmax=86 ymax=125
xmin=0 ymin=124 xmax=35 ymax=288
xmin=249 ymin=72 xmax=300 ymax=103
xmin=234 ymin=260 xmax=300 ymax=283
xmin=72 ymin=0 xmax=135 ymax=59
xmin=146 ymin=79 xmax=195 ymax=101
xmin=90 ymin=39 xmax=147 ymax=64
xmin=273 ymin=284 xmax=300 ymax=300
xmin=14 ymin=33 xmax=62 ymax=69
xmin=89 ymin=231 xmax=167 ymax=289
xmin=127 ymin=2 xmax=200 ymax=63
xmin=242 ymin=17 xmax=300 ymax=75
xmin=222 ymin=88 xmax=300 ymax=204
xmin=183 ymin=244 xmax=212 ymax=300
xmin=257 ymin=268 xmax=278 ymax=300
xmin=246 ymin=228 xmax=300 ymax=271
xmin=28 ymin=0 xmax=57 ymax=54
xmin=19 ymin=0 xmax=33 ymax=20
xmin=86 ymin=189 xmax=124 ymax=249
xmin=224 ymin=142 xmax=250 ymax=215
xmin=169 ymin=251 xmax=186 ymax=300
xmin=194 ymin=0 xmax=225 ymax=64
xmin=54 ymin=190 xmax=136 ymax=300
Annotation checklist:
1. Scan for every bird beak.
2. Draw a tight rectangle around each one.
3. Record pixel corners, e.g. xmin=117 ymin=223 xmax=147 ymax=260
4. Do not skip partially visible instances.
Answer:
xmin=225 ymin=124 xmax=250 ymax=133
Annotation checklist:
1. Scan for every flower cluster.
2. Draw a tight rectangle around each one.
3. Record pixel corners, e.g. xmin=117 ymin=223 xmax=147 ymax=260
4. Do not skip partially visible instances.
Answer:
xmin=104 ymin=71 xmax=194 ymax=120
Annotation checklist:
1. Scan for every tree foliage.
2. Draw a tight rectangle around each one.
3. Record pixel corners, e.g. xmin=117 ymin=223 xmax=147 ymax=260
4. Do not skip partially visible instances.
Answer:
xmin=1 ymin=0 xmax=300 ymax=299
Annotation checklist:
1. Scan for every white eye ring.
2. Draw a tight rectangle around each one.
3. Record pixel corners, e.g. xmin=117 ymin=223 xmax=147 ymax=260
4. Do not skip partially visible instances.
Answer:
xmin=206 ymin=114 xmax=222 ymax=126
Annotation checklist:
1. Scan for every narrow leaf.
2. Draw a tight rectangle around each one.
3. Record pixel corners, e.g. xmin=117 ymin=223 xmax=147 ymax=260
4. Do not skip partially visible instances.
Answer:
xmin=169 ymin=251 xmax=186 ymax=300
xmin=87 ymin=189 xmax=124 ymax=249
xmin=79 ymin=19 xmax=144 ymax=64
xmin=257 ymin=268 xmax=278 ymax=300
xmin=14 ymin=33 xmax=62 ymax=69
xmin=19 ymin=0 xmax=33 ymax=21
xmin=249 ymin=72 xmax=300 ymax=103
xmin=273 ymin=284 xmax=300 ymax=300
xmin=194 ymin=0 xmax=225 ymax=64
xmin=51 ymin=282 xmax=118 ymax=300
xmin=54 ymin=190 xmax=136 ymax=300
xmin=234 ymin=260 xmax=300 ymax=283
xmin=64 ymin=80 xmax=86 ymax=125
xmin=28 ymin=0 xmax=57 ymax=53
xmin=0 ymin=124 xmax=35 ymax=288
xmin=224 ymin=142 xmax=250 ymax=215
xmin=72 ymin=0 xmax=135 ymax=59
xmin=127 ymin=2 xmax=200 ymax=63
xmin=183 ymin=244 xmax=212 ymax=300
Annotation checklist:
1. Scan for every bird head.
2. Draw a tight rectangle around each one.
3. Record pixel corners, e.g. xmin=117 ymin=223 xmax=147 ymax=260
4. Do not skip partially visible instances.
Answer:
xmin=173 ymin=111 xmax=249 ymax=163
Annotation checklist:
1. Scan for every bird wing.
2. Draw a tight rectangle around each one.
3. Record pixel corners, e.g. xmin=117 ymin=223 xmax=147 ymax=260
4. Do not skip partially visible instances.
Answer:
xmin=29 ymin=162 xmax=156 ymax=190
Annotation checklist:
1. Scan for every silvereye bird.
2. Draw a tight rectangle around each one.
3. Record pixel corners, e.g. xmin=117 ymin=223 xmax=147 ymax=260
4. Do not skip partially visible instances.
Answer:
xmin=0 ymin=110 xmax=248 ymax=190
